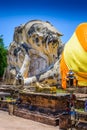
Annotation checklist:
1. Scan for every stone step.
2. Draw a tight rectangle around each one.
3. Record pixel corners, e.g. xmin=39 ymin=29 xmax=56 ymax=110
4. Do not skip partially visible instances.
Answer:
xmin=76 ymin=122 xmax=87 ymax=130
xmin=14 ymin=108 xmax=59 ymax=126
xmin=0 ymin=85 xmax=15 ymax=92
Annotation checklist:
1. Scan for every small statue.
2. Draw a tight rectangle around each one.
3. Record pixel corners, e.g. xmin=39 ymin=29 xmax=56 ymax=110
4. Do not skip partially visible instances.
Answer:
xmin=66 ymin=70 xmax=78 ymax=88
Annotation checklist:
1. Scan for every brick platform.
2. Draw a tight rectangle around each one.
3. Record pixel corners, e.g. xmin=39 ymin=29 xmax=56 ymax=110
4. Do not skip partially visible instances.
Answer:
xmin=14 ymin=108 xmax=59 ymax=126
xmin=13 ymin=92 xmax=70 ymax=126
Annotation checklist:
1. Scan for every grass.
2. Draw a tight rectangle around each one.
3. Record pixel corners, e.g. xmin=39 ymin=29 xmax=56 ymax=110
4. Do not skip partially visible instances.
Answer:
xmin=56 ymin=88 xmax=66 ymax=93
xmin=75 ymin=108 xmax=84 ymax=112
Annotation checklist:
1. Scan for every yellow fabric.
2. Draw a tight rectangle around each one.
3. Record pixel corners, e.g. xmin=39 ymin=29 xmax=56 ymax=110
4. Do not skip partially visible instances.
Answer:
xmin=60 ymin=23 xmax=87 ymax=88
xmin=64 ymin=33 xmax=87 ymax=73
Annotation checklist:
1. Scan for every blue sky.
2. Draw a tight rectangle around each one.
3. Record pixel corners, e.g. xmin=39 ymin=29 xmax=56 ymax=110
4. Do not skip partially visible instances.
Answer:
xmin=0 ymin=0 xmax=87 ymax=47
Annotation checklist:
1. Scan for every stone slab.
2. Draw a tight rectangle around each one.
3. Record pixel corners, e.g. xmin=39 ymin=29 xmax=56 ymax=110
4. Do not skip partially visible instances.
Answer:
xmin=14 ymin=108 xmax=59 ymax=126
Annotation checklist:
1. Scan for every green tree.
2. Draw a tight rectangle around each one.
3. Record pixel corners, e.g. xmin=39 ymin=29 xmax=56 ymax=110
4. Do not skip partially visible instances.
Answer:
xmin=0 ymin=35 xmax=7 ymax=77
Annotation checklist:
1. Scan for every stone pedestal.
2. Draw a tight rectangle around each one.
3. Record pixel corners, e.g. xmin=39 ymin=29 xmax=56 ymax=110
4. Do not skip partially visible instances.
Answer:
xmin=59 ymin=114 xmax=71 ymax=129
xmin=14 ymin=92 xmax=70 ymax=126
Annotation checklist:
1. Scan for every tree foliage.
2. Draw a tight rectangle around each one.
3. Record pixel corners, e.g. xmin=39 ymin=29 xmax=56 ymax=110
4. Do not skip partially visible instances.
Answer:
xmin=0 ymin=35 xmax=7 ymax=77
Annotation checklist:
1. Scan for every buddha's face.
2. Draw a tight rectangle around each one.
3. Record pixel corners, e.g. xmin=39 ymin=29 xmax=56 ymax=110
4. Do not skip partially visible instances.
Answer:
xmin=26 ymin=23 xmax=59 ymax=62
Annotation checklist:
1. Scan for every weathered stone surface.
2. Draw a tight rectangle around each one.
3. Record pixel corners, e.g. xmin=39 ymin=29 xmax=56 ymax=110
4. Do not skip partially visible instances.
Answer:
xmin=75 ymin=110 xmax=87 ymax=122
xmin=75 ymin=87 xmax=87 ymax=94
xmin=13 ymin=92 xmax=70 ymax=126
xmin=19 ymin=92 xmax=70 ymax=114
xmin=76 ymin=122 xmax=87 ymax=130
xmin=14 ymin=109 xmax=59 ymax=126
xmin=3 ymin=20 xmax=64 ymax=90
xmin=59 ymin=114 xmax=71 ymax=129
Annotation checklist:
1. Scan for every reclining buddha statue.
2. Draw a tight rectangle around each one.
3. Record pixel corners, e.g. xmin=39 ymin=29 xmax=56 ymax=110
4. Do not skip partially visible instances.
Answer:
xmin=4 ymin=20 xmax=64 ymax=92
xmin=4 ymin=20 xmax=87 ymax=92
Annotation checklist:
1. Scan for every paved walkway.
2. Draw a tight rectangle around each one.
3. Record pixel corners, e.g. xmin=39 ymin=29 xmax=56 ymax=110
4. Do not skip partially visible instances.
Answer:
xmin=0 ymin=110 xmax=59 ymax=130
